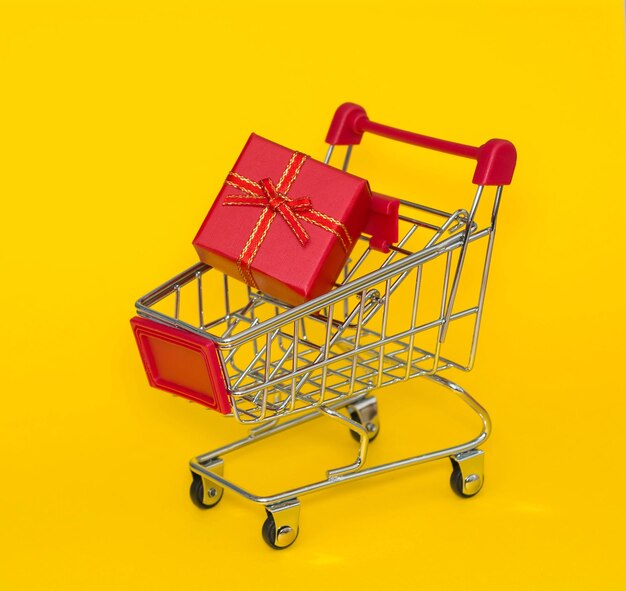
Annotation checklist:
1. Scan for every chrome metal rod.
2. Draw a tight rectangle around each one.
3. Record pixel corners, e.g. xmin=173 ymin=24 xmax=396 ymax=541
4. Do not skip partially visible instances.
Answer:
xmin=229 ymin=305 xmax=480 ymax=398
xmin=349 ymin=290 xmax=367 ymax=396
xmin=440 ymin=185 xmax=484 ymax=342
xmin=290 ymin=320 xmax=299 ymax=412
xmin=405 ymin=266 xmax=422 ymax=379
xmin=467 ymin=186 xmax=503 ymax=370
xmin=324 ymin=145 xmax=334 ymax=164
xmin=319 ymin=304 xmax=333 ymax=406
xmin=223 ymin=274 xmax=230 ymax=318
xmin=319 ymin=405 xmax=369 ymax=477
xmin=196 ymin=271 xmax=204 ymax=328
xmin=136 ymin=227 xmax=492 ymax=348
xmin=376 ymin=279 xmax=391 ymax=387
xmin=342 ymin=145 xmax=353 ymax=171
xmin=190 ymin=375 xmax=490 ymax=505
xmin=174 ymin=285 xmax=180 ymax=321
xmin=137 ymin=262 xmax=208 ymax=308
xmin=194 ymin=392 xmax=370 ymax=463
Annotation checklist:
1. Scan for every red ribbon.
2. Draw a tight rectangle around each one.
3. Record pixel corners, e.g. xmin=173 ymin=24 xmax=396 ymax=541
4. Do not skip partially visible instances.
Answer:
xmin=223 ymin=151 xmax=352 ymax=288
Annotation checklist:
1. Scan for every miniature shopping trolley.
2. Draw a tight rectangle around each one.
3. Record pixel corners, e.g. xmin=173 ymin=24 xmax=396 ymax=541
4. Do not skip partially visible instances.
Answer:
xmin=131 ymin=103 xmax=516 ymax=549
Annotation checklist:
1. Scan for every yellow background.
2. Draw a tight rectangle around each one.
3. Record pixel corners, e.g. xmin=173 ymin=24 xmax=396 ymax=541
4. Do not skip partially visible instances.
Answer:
xmin=2 ymin=0 xmax=625 ymax=588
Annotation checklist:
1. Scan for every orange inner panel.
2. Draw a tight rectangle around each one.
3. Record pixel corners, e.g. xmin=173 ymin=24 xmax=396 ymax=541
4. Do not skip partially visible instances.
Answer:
xmin=144 ymin=335 xmax=217 ymax=408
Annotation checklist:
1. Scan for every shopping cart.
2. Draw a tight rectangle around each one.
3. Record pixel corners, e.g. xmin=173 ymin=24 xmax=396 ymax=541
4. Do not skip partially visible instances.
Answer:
xmin=131 ymin=103 xmax=516 ymax=549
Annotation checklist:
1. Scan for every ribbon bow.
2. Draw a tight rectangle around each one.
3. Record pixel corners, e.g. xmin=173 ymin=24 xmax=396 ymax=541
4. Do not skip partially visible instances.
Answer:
xmin=223 ymin=151 xmax=352 ymax=288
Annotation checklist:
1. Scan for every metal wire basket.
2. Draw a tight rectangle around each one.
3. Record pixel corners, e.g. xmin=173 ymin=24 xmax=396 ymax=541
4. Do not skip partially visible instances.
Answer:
xmin=131 ymin=103 xmax=516 ymax=548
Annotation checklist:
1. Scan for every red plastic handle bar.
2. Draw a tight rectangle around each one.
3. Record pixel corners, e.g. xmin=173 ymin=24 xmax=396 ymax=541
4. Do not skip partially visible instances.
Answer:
xmin=325 ymin=103 xmax=516 ymax=186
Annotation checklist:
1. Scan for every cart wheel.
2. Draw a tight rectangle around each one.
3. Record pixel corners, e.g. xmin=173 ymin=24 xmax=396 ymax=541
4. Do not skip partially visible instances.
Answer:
xmin=262 ymin=514 xmax=299 ymax=550
xmin=190 ymin=473 xmax=223 ymax=509
xmin=349 ymin=410 xmax=380 ymax=443
xmin=348 ymin=397 xmax=380 ymax=443
xmin=449 ymin=462 xmax=483 ymax=498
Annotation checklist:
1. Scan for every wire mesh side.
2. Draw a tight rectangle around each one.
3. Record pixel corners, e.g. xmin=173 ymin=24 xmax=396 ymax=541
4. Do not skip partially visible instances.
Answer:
xmin=136 ymin=186 xmax=502 ymax=424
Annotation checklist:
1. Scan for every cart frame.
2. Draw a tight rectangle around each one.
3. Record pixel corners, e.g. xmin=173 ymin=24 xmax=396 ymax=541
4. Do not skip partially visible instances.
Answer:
xmin=133 ymin=103 xmax=515 ymax=548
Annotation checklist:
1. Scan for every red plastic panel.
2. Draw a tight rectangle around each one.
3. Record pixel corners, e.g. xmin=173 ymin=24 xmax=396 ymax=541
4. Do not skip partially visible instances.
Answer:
xmin=472 ymin=139 xmax=517 ymax=186
xmin=364 ymin=192 xmax=399 ymax=253
xmin=325 ymin=102 xmax=368 ymax=146
xmin=130 ymin=317 xmax=231 ymax=414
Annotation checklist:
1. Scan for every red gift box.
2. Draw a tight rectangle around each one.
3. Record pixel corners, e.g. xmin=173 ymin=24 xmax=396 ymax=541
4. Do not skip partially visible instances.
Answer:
xmin=193 ymin=134 xmax=372 ymax=306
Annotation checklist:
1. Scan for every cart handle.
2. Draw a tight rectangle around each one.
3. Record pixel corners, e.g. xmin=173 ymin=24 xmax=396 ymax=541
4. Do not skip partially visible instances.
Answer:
xmin=325 ymin=103 xmax=516 ymax=186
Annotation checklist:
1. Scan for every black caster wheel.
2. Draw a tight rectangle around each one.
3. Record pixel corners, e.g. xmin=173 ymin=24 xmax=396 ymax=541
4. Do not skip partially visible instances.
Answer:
xmin=261 ymin=514 xmax=299 ymax=550
xmin=349 ymin=409 xmax=379 ymax=443
xmin=450 ymin=461 xmax=483 ymax=498
xmin=190 ymin=473 xmax=223 ymax=509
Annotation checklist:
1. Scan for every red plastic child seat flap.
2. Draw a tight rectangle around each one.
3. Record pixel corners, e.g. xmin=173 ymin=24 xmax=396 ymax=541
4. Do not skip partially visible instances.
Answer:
xmin=130 ymin=316 xmax=231 ymax=414
xmin=364 ymin=192 xmax=399 ymax=253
